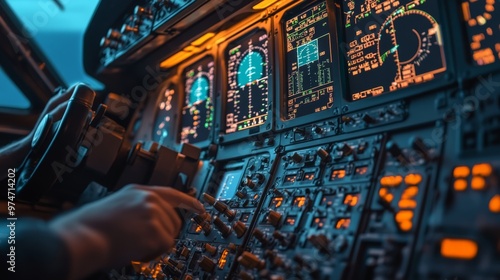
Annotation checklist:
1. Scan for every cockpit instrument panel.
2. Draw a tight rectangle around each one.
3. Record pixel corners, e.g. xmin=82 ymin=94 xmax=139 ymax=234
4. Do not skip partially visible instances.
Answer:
xmin=180 ymin=56 xmax=215 ymax=145
xmin=283 ymin=1 xmax=335 ymax=121
xmin=225 ymin=29 xmax=270 ymax=134
xmin=153 ymin=85 xmax=176 ymax=146
xmin=461 ymin=0 xmax=500 ymax=67
xmin=342 ymin=0 xmax=448 ymax=102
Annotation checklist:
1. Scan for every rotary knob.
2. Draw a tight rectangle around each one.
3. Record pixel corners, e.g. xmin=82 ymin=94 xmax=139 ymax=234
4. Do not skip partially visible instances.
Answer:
xmin=199 ymin=256 xmax=216 ymax=273
xmin=203 ymin=193 xmax=216 ymax=205
xmin=272 ymin=231 xmax=288 ymax=246
xmin=107 ymin=28 xmax=122 ymax=40
xmin=233 ymin=221 xmax=247 ymax=238
xmin=267 ymin=210 xmax=282 ymax=227
xmin=204 ymin=243 xmax=217 ymax=256
xmin=238 ymin=252 xmax=265 ymax=270
xmin=255 ymin=173 xmax=266 ymax=184
xmin=214 ymin=217 xmax=231 ymax=238
xmin=121 ymin=24 xmax=138 ymax=33
xmin=253 ymin=229 xmax=270 ymax=246
xmin=180 ymin=246 xmax=190 ymax=258
xmin=386 ymin=141 xmax=408 ymax=165
xmin=134 ymin=5 xmax=152 ymax=17
xmin=317 ymin=148 xmax=330 ymax=161
xmin=244 ymin=176 xmax=256 ymax=189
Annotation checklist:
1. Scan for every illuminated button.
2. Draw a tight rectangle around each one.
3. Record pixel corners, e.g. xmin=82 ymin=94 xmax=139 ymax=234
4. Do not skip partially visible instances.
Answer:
xmin=454 ymin=179 xmax=467 ymax=191
xmin=381 ymin=193 xmax=394 ymax=203
xmin=395 ymin=210 xmax=414 ymax=223
xmin=398 ymin=200 xmax=417 ymax=209
xmin=471 ymin=176 xmax=486 ymax=190
xmin=398 ymin=220 xmax=412 ymax=232
xmin=344 ymin=194 xmax=359 ymax=207
xmin=405 ymin=174 xmax=422 ymax=185
xmin=489 ymin=195 xmax=500 ymax=213
xmin=380 ymin=176 xmax=403 ymax=187
xmin=453 ymin=166 xmax=470 ymax=178
xmin=379 ymin=188 xmax=388 ymax=197
xmin=335 ymin=218 xmax=351 ymax=229
xmin=402 ymin=187 xmax=419 ymax=199
xmin=441 ymin=239 xmax=478 ymax=260
xmin=472 ymin=163 xmax=493 ymax=177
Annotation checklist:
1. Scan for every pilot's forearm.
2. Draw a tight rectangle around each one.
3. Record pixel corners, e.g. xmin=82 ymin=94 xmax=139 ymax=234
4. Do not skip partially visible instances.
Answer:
xmin=0 ymin=135 xmax=31 ymax=181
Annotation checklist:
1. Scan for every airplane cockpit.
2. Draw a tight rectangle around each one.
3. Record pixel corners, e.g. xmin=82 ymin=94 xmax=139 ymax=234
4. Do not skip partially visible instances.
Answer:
xmin=1 ymin=0 xmax=499 ymax=279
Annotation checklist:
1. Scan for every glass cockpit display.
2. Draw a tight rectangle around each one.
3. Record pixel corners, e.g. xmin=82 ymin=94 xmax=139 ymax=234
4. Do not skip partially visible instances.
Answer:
xmin=461 ymin=0 xmax=500 ymax=66
xmin=225 ymin=30 xmax=269 ymax=134
xmin=153 ymin=86 xmax=175 ymax=145
xmin=343 ymin=0 xmax=447 ymax=101
xmin=180 ymin=57 xmax=215 ymax=144
xmin=284 ymin=1 xmax=335 ymax=121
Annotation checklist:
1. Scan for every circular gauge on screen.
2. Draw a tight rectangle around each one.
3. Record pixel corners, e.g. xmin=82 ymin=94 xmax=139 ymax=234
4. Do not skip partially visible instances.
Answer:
xmin=225 ymin=29 xmax=269 ymax=134
xmin=180 ymin=57 xmax=215 ymax=145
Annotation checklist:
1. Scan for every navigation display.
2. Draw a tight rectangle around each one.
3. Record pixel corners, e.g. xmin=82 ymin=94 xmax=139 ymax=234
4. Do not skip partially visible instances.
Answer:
xmin=461 ymin=0 xmax=500 ymax=66
xmin=284 ymin=1 xmax=335 ymax=121
xmin=225 ymin=29 xmax=269 ymax=134
xmin=343 ymin=0 xmax=447 ymax=101
xmin=180 ymin=57 xmax=215 ymax=144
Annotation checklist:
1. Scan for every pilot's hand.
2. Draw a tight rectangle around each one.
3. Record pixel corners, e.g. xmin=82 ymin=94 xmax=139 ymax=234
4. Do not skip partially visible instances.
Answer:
xmin=27 ymin=85 xmax=77 ymax=141
xmin=49 ymin=184 xmax=205 ymax=280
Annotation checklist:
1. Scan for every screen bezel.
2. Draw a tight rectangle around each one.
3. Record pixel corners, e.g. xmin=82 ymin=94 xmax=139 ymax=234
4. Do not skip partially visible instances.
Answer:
xmin=274 ymin=0 xmax=342 ymax=132
xmin=177 ymin=52 xmax=217 ymax=149
xmin=217 ymin=21 xmax=274 ymax=145
xmin=335 ymin=0 xmax=457 ymax=113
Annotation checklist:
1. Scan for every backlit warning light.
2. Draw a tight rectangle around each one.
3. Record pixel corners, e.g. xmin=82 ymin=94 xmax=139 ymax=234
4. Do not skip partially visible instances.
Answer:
xmin=336 ymin=218 xmax=351 ymax=229
xmin=355 ymin=166 xmax=368 ymax=175
xmin=286 ymin=216 xmax=297 ymax=226
xmin=489 ymin=195 xmax=500 ymax=213
xmin=331 ymin=169 xmax=346 ymax=180
xmin=304 ymin=172 xmax=315 ymax=181
xmin=405 ymin=174 xmax=422 ymax=185
xmin=441 ymin=238 xmax=478 ymax=260
xmin=271 ymin=197 xmax=283 ymax=208
xmin=453 ymin=166 xmax=470 ymax=178
xmin=314 ymin=217 xmax=326 ymax=229
xmin=322 ymin=195 xmax=336 ymax=206
xmin=344 ymin=194 xmax=360 ymax=207
xmin=218 ymin=249 xmax=229 ymax=269
xmin=380 ymin=175 xmax=403 ymax=187
xmin=293 ymin=196 xmax=307 ymax=208
xmin=285 ymin=174 xmax=297 ymax=183
xmin=472 ymin=163 xmax=493 ymax=177
xmin=195 ymin=225 xmax=202 ymax=233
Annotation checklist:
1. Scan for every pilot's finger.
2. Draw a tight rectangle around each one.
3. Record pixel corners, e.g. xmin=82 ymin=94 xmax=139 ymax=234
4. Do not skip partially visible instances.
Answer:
xmin=137 ymin=186 xmax=205 ymax=214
